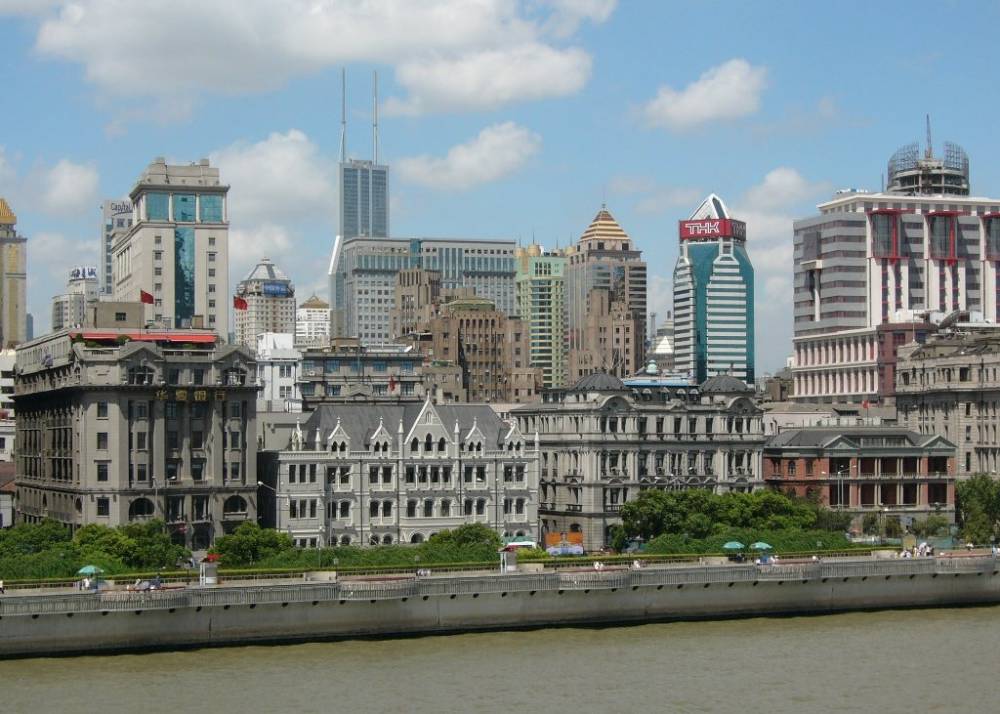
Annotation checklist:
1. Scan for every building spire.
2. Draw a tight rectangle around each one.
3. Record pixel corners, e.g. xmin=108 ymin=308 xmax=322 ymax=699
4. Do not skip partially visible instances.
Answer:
xmin=339 ymin=67 xmax=347 ymax=163
xmin=925 ymin=113 xmax=933 ymax=159
xmin=373 ymin=70 xmax=380 ymax=166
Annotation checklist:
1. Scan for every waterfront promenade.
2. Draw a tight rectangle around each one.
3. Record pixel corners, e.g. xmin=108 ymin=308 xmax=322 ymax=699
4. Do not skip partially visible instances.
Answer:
xmin=2 ymin=552 xmax=998 ymax=658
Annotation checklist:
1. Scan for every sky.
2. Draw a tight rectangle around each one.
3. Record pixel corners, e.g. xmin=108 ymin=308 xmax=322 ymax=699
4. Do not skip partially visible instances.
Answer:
xmin=2 ymin=0 xmax=999 ymax=373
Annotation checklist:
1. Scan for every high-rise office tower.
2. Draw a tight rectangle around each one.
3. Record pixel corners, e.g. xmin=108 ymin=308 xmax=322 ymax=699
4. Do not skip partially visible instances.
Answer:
xmin=672 ymin=194 xmax=755 ymax=384
xmin=112 ymin=157 xmax=230 ymax=335
xmin=0 ymin=198 xmax=27 ymax=348
xmin=565 ymin=207 xmax=647 ymax=380
xmin=51 ymin=266 xmax=100 ymax=332
xmin=233 ymin=258 xmax=296 ymax=348
xmin=790 ymin=128 xmax=998 ymax=403
xmin=333 ymin=237 xmax=517 ymax=344
xmin=516 ymin=244 xmax=567 ymax=388
xmin=330 ymin=70 xmax=389 ymax=336
xmin=100 ymin=199 xmax=133 ymax=295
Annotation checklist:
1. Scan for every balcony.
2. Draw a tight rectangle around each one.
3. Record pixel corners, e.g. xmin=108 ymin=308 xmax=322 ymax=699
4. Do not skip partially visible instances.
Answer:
xmin=603 ymin=504 xmax=623 ymax=513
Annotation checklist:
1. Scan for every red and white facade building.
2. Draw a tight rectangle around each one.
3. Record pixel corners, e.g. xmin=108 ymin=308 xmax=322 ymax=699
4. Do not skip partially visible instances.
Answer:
xmin=791 ymin=138 xmax=1000 ymax=403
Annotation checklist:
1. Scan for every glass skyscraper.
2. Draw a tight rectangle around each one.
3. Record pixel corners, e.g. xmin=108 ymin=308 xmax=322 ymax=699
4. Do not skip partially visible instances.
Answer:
xmin=340 ymin=159 xmax=389 ymax=240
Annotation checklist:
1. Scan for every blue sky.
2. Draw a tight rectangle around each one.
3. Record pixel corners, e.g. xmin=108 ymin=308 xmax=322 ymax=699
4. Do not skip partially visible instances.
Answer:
xmin=2 ymin=0 xmax=999 ymax=372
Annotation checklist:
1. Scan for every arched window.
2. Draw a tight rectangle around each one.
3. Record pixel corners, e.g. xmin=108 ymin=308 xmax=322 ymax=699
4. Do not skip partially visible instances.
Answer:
xmin=569 ymin=523 xmax=582 ymax=533
xmin=129 ymin=498 xmax=155 ymax=520
xmin=411 ymin=437 xmax=420 ymax=453
xmin=424 ymin=434 xmax=433 ymax=452
xmin=476 ymin=442 xmax=483 ymax=453
xmin=223 ymin=495 xmax=248 ymax=514
xmin=370 ymin=534 xmax=380 ymax=546
xmin=340 ymin=535 xmax=351 ymax=546
xmin=382 ymin=534 xmax=393 ymax=545
xmin=381 ymin=441 xmax=389 ymax=453
xmin=340 ymin=441 xmax=347 ymax=453
xmin=75 ymin=498 xmax=82 ymax=514
xmin=410 ymin=533 xmax=424 ymax=544
xmin=438 ymin=437 xmax=447 ymax=452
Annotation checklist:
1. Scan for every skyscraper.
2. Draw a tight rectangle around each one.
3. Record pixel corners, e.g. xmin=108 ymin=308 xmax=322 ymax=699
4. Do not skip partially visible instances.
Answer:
xmin=516 ymin=244 xmax=567 ymax=388
xmin=330 ymin=70 xmax=390 ymax=337
xmin=672 ymin=194 xmax=755 ymax=384
xmin=112 ymin=158 xmax=230 ymax=335
xmin=0 ymin=198 xmax=27 ymax=348
xmin=790 ymin=131 xmax=998 ymax=403
xmin=100 ymin=199 xmax=133 ymax=295
xmin=51 ymin=266 xmax=100 ymax=332
xmin=565 ymin=207 xmax=647 ymax=380
xmin=234 ymin=258 xmax=296 ymax=348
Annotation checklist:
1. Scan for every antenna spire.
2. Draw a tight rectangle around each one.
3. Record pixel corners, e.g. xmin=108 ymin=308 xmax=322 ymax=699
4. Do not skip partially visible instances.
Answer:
xmin=373 ymin=70 xmax=380 ymax=165
xmin=925 ymin=113 xmax=932 ymax=159
xmin=339 ymin=68 xmax=347 ymax=163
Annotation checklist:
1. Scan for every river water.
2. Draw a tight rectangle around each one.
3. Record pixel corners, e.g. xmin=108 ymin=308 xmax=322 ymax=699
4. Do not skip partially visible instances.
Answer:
xmin=2 ymin=606 xmax=997 ymax=713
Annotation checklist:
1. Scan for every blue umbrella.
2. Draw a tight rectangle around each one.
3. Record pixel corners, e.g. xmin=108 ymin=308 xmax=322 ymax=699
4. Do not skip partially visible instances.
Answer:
xmin=751 ymin=542 xmax=773 ymax=550
xmin=723 ymin=541 xmax=745 ymax=550
xmin=77 ymin=565 xmax=104 ymax=576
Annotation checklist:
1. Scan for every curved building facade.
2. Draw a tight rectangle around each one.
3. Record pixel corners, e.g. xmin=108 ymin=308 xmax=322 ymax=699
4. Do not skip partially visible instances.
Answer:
xmin=672 ymin=194 xmax=755 ymax=384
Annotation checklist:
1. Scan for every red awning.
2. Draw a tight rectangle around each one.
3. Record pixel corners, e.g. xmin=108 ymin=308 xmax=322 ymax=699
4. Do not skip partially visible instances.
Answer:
xmin=72 ymin=331 xmax=218 ymax=344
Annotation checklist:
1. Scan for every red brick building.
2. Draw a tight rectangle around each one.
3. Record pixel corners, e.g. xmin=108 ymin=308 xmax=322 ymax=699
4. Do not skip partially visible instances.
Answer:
xmin=763 ymin=426 xmax=956 ymax=529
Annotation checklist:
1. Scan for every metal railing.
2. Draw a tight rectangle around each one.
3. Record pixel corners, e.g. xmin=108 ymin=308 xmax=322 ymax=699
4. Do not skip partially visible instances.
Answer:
xmin=1 ymin=556 xmax=996 ymax=617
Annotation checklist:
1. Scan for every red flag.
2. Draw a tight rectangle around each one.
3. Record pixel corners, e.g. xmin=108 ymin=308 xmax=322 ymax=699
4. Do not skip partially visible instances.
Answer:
xmin=139 ymin=290 xmax=154 ymax=305
xmin=233 ymin=296 xmax=248 ymax=311
xmin=389 ymin=375 xmax=397 ymax=392
xmin=862 ymin=399 xmax=870 ymax=409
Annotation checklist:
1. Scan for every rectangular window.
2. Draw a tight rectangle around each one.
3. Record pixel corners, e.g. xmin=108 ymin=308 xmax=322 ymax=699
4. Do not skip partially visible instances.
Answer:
xmin=229 ymin=431 xmax=240 ymax=448
xmin=174 ymin=226 xmax=195 ymax=327
xmin=339 ymin=501 xmax=350 ymax=518
xmin=191 ymin=431 xmax=203 ymax=449
xmin=200 ymin=194 xmax=224 ymax=222
xmin=96 ymin=498 xmax=110 ymax=517
xmin=97 ymin=402 xmax=108 ymax=418
xmin=136 ymin=464 xmax=147 ymax=482
xmin=192 ymin=460 xmax=205 ymax=481
xmin=97 ymin=462 xmax=109 ymax=482
xmin=229 ymin=401 xmax=242 ymax=418
xmin=172 ymin=193 xmax=197 ymax=222
xmin=136 ymin=432 xmax=147 ymax=450
xmin=167 ymin=431 xmax=179 ymax=450
xmin=146 ymin=192 xmax=169 ymax=221
xmin=230 ymin=463 xmax=241 ymax=481
xmin=96 ymin=432 xmax=108 ymax=450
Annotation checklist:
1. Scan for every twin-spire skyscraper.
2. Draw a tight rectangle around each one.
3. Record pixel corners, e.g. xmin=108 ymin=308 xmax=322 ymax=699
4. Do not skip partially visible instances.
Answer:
xmin=329 ymin=69 xmax=390 ymax=336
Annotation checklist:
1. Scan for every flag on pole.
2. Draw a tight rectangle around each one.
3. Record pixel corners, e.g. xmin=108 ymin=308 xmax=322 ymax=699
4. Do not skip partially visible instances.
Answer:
xmin=139 ymin=290 xmax=154 ymax=305
xmin=233 ymin=296 xmax=248 ymax=311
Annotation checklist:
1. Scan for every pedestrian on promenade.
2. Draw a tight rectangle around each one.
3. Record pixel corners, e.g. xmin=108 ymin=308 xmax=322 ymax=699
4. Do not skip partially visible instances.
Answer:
xmin=0 ymin=579 xmax=5 ymax=594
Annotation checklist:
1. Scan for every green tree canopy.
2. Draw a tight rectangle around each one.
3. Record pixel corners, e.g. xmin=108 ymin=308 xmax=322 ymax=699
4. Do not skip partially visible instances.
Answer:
xmin=955 ymin=474 xmax=1000 ymax=543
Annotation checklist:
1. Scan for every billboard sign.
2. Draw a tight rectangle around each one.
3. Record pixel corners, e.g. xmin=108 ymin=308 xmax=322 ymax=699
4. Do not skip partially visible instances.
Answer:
xmin=69 ymin=266 xmax=99 ymax=281
xmin=679 ymin=218 xmax=746 ymax=240
xmin=262 ymin=281 xmax=291 ymax=297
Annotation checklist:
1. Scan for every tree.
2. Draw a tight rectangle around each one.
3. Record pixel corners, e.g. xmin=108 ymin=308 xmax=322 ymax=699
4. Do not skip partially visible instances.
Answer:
xmin=955 ymin=474 xmax=1000 ymax=543
xmin=211 ymin=522 xmax=293 ymax=566
xmin=910 ymin=515 xmax=949 ymax=538
xmin=861 ymin=513 xmax=880 ymax=535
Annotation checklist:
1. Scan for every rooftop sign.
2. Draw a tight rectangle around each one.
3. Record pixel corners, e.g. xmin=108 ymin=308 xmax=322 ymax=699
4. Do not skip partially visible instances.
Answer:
xmin=679 ymin=218 xmax=746 ymax=240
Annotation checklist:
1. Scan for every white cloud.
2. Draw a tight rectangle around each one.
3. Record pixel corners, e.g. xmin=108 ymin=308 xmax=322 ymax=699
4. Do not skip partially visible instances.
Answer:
xmin=228 ymin=224 xmax=295 ymax=283
xmin=729 ymin=167 xmax=831 ymax=372
xmin=647 ymin=274 xmax=673 ymax=325
xmin=397 ymin=122 xmax=541 ymax=190
xmin=31 ymin=231 xmax=98 ymax=282
xmin=642 ymin=58 xmax=767 ymax=132
xmin=210 ymin=129 xmax=336 ymax=225
xmin=386 ymin=44 xmax=591 ymax=116
xmin=609 ymin=173 xmax=701 ymax=215
xmin=541 ymin=0 xmax=617 ymax=38
xmin=742 ymin=167 xmax=829 ymax=213
xmin=13 ymin=1 xmax=609 ymax=123
xmin=38 ymin=159 xmax=99 ymax=216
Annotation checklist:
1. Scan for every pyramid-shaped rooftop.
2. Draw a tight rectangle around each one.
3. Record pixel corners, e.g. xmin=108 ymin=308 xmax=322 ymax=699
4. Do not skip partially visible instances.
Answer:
xmin=579 ymin=206 xmax=630 ymax=244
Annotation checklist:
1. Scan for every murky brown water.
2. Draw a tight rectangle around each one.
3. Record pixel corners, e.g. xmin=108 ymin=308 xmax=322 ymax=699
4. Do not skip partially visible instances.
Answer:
xmin=1 ymin=607 xmax=997 ymax=713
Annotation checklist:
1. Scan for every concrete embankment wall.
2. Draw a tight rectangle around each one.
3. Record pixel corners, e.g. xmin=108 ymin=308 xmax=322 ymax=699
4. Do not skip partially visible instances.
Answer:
xmin=2 ymin=559 xmax=999 ymax=658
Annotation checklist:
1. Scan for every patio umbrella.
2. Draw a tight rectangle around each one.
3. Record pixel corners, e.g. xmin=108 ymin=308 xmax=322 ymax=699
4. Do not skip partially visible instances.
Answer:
xmin=750 ymin=542 xmax=773 ymax=550
xmin=722 ymin=541 xmax=745 ymax=550
xmin=77 ymin=565 xmax=104 ymax=576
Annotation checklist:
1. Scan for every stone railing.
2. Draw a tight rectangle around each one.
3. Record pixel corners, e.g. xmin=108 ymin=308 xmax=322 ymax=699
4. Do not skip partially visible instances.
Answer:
xmin=2 ymin=556 xmax=996 ymax=618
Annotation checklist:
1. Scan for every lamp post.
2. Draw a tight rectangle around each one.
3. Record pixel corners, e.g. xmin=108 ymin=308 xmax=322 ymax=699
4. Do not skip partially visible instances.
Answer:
xmin=257 ymin=480 xmax=280 ymax=530
xmin=837 ymin=468 xmax=845 ymax=510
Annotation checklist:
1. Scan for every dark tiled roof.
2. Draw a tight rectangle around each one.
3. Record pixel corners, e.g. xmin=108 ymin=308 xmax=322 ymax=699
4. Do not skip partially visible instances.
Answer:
xmin=570 ymin=372 xmax=626 ymax=393
xmin=700 ymin=375 xmax=753 ymax=394
xmin=765 ymin=427 xmax=949 ymax=450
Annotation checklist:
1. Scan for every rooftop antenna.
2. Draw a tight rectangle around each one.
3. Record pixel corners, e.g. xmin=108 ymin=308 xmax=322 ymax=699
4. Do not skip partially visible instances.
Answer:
xmin=373 ymin=70 xmax=380 ymax=165
xmin=925 ymin=114 xmax=932 ymax=159
xmin=339 ymin=68 xmax=347 ymax=163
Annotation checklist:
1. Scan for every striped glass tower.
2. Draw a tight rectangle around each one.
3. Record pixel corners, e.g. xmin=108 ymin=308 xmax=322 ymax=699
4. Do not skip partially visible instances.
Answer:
xmin=672 ymin=194 xmax=755 ymax=384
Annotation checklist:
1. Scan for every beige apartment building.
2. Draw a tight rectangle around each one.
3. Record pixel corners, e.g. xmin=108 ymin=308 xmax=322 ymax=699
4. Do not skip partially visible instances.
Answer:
xmin=14 ymin=327 xmax=258 ymax=548
xmin=0 ymin=198 xmax=27 ymax=348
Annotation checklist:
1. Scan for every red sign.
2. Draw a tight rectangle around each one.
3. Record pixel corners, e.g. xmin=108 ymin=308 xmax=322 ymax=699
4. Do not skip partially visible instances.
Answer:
xmin=679 ymin=219 xmax=746 ymax=240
